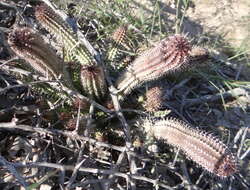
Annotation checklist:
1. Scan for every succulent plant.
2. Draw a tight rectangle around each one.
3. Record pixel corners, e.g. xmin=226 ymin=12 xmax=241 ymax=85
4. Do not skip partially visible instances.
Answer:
xmin=142 ymin=118 xmax=237 ymax=177
xmin=116 ymin=34 xmax=194 ymax=96
xmin=8 ymin=27 xmax=63 ymax=79
xmin=80 ymin=65 xmax=107 ymax=101
xmin=107 ymin=25 xmax=128 ymax=62
xmin=34 ymin=3 xmax=108 ymax=100
xmin=3 ymin=1 xmax=242 ymax=188
xmin=35 ymin=3 xmax=96 ymax=66
xmin=144 ymin=85 xmax=164 ymax=112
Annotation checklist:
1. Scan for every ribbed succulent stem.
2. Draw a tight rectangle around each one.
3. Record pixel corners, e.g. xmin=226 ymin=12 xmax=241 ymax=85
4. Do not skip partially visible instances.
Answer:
xmin=8 ymin=27 xmax=62 ymax=79
xmin=107 ymin=25 xmax=128 ymax=62
xmin=144 ymin=84 xmax=164 ymax=112
xmin=65 ymin=62 xmax=82 ymax=90
xmin=142 ymin=118 xmax=237 ymax=177
xmin=116 ymin=34 xmax=192 ymax=96
xmin=80 ymin=65 xmax=107 ymax=101
xmin=35 ymin=3 xmax=95 ymax=66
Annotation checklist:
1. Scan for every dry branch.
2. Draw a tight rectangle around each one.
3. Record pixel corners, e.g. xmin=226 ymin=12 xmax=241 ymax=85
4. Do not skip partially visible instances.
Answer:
xmin=0 ymin=122 xmax=125 ymax=152
xmin=184 ymin=87 xmax=249 ymax=106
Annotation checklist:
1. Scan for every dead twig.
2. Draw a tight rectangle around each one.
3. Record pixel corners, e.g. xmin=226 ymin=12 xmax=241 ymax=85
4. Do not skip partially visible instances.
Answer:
xmin=0 ymin=80 xmax=58 ymax=94
xmin=0 ymin=56 xmax=20 ymax=68
xmin=5 ymin=161 xmax=174 ymax=190
xmin=237 ymin=126 xmax=249 ymax=159
xmin=107 ymin=79 xmax=137 ymax=190
xmin=0 ymin=2 xmax=17 ymax=10
xmin=0 ymin=155 xmax=28 ymax=188
xmin=1 ymin=65 xmax=112 ymax=114
xmin=0 ymin=122 xmax=125 ymax=152
xmin=66 ymin=105 xmax=93 ymax=189
xmin=65 ymin=159 xmax=86 ymax=190
xmin=184 ymin=87 xmax=249 ymax=107
xmin=104 ymin=151 xmax=126 ymax=190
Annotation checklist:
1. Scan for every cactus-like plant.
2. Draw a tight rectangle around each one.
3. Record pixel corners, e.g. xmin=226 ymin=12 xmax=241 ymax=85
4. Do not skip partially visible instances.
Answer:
xmin=8 ymin=27 xmax=63 ymax=79
xmin=35 ymin=3 xmax=108 ymax=100
xmin=142 ymin=118 xmax=237 ymax=177
xmin=144 ymin=85 xmax=164 ymax=112
xmin=35 ymin=3 xmax=96 ymax=66
xmin=80 ymin=65 xmax=107 ymax=101
xmin=116 ymin=34 xmax=193 ymax=96
xmin=107 ymin=25 xmax=128 ymax=62
xmin=3 ymin=1 xmax=242 ymax=188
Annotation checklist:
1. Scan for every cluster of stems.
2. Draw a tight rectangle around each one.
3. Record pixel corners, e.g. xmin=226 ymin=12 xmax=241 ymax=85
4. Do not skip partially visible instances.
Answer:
xmin=7 ymin=2 xmax=237 ymax=179
xmin=35 ymin=3 xmax=107 ymax=100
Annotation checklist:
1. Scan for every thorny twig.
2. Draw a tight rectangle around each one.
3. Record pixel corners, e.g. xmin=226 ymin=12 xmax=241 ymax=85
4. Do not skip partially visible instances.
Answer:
xmin=108 ymin=86 xmax=137 ymax=189
xmin=104 ymin=151 xmax=126 ymax=190
xmin=237 ymin=126 xmax=249 ymax=159
xmin=180 ymin=162 xmax=192 ymax=190
xmin=240 ymin=147 xmax=250 ymax=160
xmin=66 ymin=104 xmax=94 ymax=189
xmin=0 ymin=122 xmax=125 ymax=152
xmin=84 ymin=103 xmax=95 ymax=136
xmin=184 ymin=87 xmax=249 ymax=107
xmin=2 ymin=161 xmax=175 ymax=190
xmin=0 ymin=80 xmax=58 ymax=94
xmin=105 ymin=71 xmax=137 ymax=189
xmin=66 ymin=159 xmax=86 ymax=189
xmin=1 ymin=65 xmax=112 ymax=114
xmin=0 ymin=57 xmax=21 ymax=68
xmin=0 ymin=155 xmax=28 ymax=188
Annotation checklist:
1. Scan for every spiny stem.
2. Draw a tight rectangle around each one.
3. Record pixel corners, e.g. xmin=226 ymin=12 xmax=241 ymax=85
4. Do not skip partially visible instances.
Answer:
xmin=116 ymin=34 xmax=192 ymax=96
xmin=144 ymin=84 xmax=164 ymax=112
xmin=8 ymin=27 xmax=62 ymax=79
xmin=107 ymin=25 xmax=128 ymax=62
xmin=142 ymin=118 xmax=237 ymax=177
xmin=35 ymin=3 xmax=96 ymax=66
xmin=80 ymin=65 xmax=107 ymax=101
